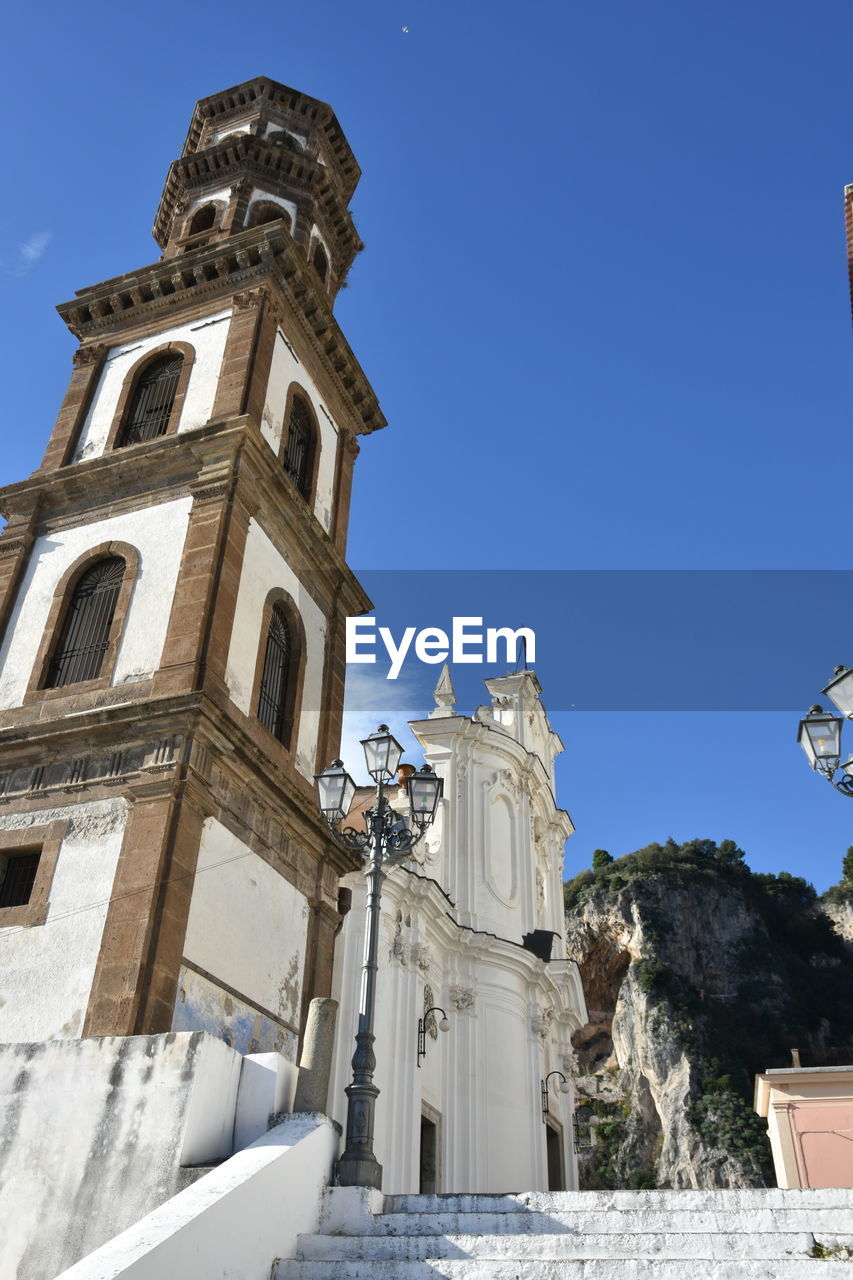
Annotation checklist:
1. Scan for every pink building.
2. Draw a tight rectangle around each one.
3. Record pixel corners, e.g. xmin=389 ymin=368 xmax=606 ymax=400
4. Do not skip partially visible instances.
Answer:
xmin=755 ymin=1064 xmax=853 ymax=1188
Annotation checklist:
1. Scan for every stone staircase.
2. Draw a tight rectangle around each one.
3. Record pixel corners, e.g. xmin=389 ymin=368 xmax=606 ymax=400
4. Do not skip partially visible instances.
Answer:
xmin=275 ymin=1187 xmax=853 ymax=1278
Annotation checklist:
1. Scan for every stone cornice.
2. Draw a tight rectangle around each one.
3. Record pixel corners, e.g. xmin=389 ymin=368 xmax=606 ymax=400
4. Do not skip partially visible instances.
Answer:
xmin=0 ymin=689 xmax=360 ymax=879
xmin=56 ymin=225 xmax=385 ymax=437
xmin=374 ymin=864 xmax=587 ymax=1016
xmin=412 ymin=713 xmax=560 ymax=806
xmin=0 ymin=417 xmax=371 ymax=622
xmin=153 ymin=134 xmax=360 ymax=266
xmin=182 ymin=77 xmax=360 ymax=199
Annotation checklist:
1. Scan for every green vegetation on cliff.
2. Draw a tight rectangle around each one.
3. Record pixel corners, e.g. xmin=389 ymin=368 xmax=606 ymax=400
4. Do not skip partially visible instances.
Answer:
xmin=821 ymin=845 xmax=853 ymax=906
xmin=566 ymin=837 xmax=853 ymax=1073
xmin=565 ymin=838 xmax=853 ymax=1188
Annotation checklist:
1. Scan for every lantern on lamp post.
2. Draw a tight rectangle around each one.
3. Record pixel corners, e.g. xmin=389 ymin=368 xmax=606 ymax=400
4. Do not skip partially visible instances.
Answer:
xmin=797 ymin=670 xmax=853 ymax=797
xmin=315 ymin=726 xmax=443 ymax=1189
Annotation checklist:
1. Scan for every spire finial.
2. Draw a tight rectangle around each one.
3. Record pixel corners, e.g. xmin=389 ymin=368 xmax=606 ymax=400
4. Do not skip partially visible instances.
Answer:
xmin=430 ymin=662 xmax=456 ymax=717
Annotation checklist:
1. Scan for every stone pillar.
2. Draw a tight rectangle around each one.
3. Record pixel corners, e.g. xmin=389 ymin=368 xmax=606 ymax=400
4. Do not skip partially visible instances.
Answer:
xmin=0 ymin=511 xmax=36 ymax=647
xmin=315 ymin=598 xmax=348 ymax=773
xmin=151 ymin=470 xmax=239 ymax=700
xmin=331 ymin=433 xmax=359 ymax=555
xmin=293 ymin=996 xmax=339 ymax=1113
xmin=83 ymin=774 xmax=207 ymax=1037
xmin=209 ymin=289 xmax=272 ymax=424
xmin=39 ymin=344 xmax=107 ymax=471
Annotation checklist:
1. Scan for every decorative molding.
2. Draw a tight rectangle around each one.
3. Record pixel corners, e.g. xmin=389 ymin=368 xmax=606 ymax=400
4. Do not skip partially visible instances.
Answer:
xmin=232 ymin=288 xmax=267 ymax=313
xmin=531 ymin=1007 xmax=554 ymax=1041
xmin=562 ymin=1051 xmax=580 ymax=1077
xmin=72 ymin=343 xmax=108 ymax=368
xmin=55 ymin=225 xmax=385 ymax=438
xmin=0 ymin=538 xmax=30 ymax=558
xmin=144 ymin=735 xmax=182 ymax=771
xmin=423 ymin=983 xmax=438 ymax=1040
xmin=190 ymin=482 xmax=230 ymax=504
xmin=448 ymin=984 xmax=476 ymax=1012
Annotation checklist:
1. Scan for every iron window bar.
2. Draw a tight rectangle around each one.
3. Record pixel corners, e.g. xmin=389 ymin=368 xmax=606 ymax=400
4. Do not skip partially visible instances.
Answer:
xmin=46 ymin=557 xmax=125 ymax=687
xmin=0 ymin=851 xmax=41 ymax=908
xmin=283 ymin=398 xmax=312 ymax=496
xmin=257 ymin=605 xmax=292 ymax=743
xmin=117 ymin=355 xmax=183 ymax=447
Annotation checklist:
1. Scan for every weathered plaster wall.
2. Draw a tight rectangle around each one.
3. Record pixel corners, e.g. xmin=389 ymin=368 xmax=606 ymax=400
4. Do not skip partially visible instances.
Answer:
xmin=0 ymin=1031 xmax=241 ymax=1280
xmin=0 ymin=799 xmax=127 ymax=1042
xmin=0 ymin=498 xmax=192 ymax=709
xmin=53 ymin=1113 xmax=338 ymax=1280
xmin=175 ymin=817 xmax=309 ymax=1059
xmin=71 ymin=310 xmax=232 ymax=462
xmin=261 ymin=330 xmax=339 ymax=532
xmin=223 ymin=518 xmax=327 ymax=779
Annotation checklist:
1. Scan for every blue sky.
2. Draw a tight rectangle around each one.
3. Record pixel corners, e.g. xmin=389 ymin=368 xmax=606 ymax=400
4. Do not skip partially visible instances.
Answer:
xmin=2 ymin=2 xmax=853 ymax=887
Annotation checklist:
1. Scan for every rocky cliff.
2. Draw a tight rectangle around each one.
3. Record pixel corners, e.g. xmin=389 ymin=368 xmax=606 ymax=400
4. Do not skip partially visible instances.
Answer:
xmin=564 ymin=840 xmax=853 ymax=1190
xmin=822 ymin=898 xmax=853 ymax=946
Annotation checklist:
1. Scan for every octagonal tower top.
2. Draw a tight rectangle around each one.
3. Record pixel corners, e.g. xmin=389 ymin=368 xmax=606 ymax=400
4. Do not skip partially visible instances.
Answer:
xmin=154 ymin=76 xmax=363 ymax=304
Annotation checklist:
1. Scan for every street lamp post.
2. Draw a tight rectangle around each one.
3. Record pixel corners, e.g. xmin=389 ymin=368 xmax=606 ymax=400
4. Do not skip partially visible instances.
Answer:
xmin=798 ymin=666 xmax=853 ymax=797
xmin=315 ymin=725 xmax=443 ymax=1189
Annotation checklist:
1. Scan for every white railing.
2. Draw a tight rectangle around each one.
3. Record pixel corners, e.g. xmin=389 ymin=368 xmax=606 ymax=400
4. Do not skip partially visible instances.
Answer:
xmin=56 ymin=1112 xmax=339 ymax=1280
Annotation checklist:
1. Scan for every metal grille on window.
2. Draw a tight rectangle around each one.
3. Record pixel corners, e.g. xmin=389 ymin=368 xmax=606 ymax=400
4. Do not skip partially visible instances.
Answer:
xmin=46 ymin=557 xmax=125 ymax=688
xmin=0 ymin=851 xmax=41 ymax=908
xmin=258 ymin=604 xmax=292 ymax=743
xmin=116 ymin=355 xmax=183 ymax=447
xmin=283 ymin=398 xmax=312 ymax=497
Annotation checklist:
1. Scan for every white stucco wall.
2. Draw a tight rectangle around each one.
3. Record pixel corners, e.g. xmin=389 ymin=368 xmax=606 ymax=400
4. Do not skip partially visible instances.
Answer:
xmin=71 ymin=310 xmax=232 ymax=462
xmin=329 ymin=870 xmax=578 ymax=1196
xmin=0 ymin=498 xmax=192 ymax=710
xmin=0 ymin=1031 xmax=243 ymax=1280
xmin=223 ymin=518 xmax=327 ymax=779
xmin=0 ymin=799 xmax=127 ymax=1042
xmin=261 ymin=330 xmax=339 ymax=533
xmin=328 ymin=675 xmax=584 ymax=1196
xmin=53 ymin=1113 xmax=337 ymax=1280
xmin=176 ymin=817 xmax=310 ymax=1060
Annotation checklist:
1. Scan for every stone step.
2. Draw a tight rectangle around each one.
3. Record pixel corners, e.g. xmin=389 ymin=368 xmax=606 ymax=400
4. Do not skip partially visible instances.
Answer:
xmin=355 ymin=1208 xmax=853 ymax=1236
xmin=275 ymin=1258 xmax=853 ymax=1280
xmin=384 ymin=1189 xmax=853 ymax=1214
xmin=295 ymin=1229 xmax=822 ymax=1261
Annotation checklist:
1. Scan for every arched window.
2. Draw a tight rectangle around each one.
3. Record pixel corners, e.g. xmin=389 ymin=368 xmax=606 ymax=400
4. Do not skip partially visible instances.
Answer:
xmin=188 ymin=203 xmax=217 ymax=235
xmin=116 ymin=354 xmax=184 ymax=447
xmin=46 ymin=557 xmax=125 ymax=688
xmin=282 ymin=395 xmax=315 ymax=498
xmin=257 ymin=603 xmax=294 ymax=744
xmin=312 ymin=244 xmax=328 ymax=284
xmin=247 ymin=201 xmax=289 ymax=230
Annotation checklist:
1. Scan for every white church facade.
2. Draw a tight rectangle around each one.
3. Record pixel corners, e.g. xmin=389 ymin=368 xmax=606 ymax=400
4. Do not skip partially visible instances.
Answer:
xmin=329 ymin=667 xmax=587 ymax=1193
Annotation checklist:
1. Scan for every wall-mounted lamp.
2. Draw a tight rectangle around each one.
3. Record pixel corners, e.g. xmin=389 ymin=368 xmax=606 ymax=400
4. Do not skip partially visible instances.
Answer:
xmin=541 ymin=1070 xmax=570 ymax=1120
xmin=418 ymin=1005 xmax=450 ymax=1067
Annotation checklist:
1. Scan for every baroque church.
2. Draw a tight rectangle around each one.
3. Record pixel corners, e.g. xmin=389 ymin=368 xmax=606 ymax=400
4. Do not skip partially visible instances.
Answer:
xmin=0 ymin=77 xmax=587 ymax=1279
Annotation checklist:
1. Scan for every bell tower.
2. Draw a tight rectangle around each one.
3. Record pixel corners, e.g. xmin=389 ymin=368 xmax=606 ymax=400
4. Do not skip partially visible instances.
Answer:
xmin=0 ymin=77 xmax=383 ymax=1060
